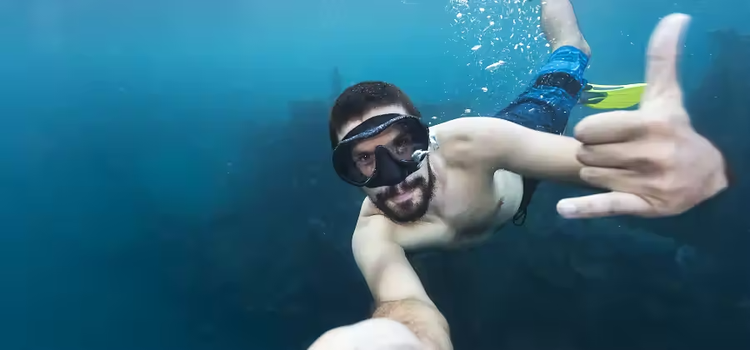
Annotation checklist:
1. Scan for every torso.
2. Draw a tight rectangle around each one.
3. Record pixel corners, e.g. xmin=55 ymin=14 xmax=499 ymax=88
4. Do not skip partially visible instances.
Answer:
xmin=363 ymin=150 xmax=524 ymax=251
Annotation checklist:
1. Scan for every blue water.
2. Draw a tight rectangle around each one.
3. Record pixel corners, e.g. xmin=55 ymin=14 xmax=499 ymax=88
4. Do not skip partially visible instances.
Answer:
xmin=1 ymin=0 xmax=749 ymax=349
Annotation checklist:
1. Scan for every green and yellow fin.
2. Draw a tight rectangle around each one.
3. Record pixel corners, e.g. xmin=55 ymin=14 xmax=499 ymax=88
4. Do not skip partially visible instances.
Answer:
xmin=580 ymin=83 xmax=647 ymax=110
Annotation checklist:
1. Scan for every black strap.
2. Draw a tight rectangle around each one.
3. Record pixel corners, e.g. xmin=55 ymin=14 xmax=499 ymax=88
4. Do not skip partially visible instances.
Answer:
xmin=534 ymin=72 xmax=583 ymax=97
xmin=513 ymin=178 xmax=539 ymax=226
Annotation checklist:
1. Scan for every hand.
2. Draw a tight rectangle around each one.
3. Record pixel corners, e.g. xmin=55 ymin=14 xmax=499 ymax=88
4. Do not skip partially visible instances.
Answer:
xmin=308 ymin=318 xmax=423 ymax=350
xmin=557 ymin=13 xmax=729 ymax=219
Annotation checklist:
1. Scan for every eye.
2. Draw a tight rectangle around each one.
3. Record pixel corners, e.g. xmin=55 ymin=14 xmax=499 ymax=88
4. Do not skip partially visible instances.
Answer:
xmin=355 ymin=153 xmax=374 ymax=166
xmin=393 ymin=137 xmax=411 ymax=154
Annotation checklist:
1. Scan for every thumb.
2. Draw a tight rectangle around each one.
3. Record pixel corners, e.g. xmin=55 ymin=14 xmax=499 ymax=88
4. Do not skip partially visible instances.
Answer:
xmin=642 ymin=13 xmax=691 ymax=107
xmin=557 ymin=192 xmax=653 ymax=219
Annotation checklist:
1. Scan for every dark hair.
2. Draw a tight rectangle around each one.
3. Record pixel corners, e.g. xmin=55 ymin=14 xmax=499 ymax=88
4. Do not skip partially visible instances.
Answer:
xmin=329 ymin=81 xmax=420 ymax=149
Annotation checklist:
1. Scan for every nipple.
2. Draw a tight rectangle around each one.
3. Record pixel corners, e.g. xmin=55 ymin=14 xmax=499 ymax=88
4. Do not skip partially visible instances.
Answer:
xmin=411 ymin=149 xmax=429 ymax=163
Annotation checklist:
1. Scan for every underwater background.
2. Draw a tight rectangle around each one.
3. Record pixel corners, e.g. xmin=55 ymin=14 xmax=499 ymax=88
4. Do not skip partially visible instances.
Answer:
xmin=1 ymin=0 xmax=749 ymax=349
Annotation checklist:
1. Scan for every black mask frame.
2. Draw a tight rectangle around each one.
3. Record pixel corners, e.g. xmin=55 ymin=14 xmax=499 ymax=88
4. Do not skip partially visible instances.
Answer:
xmin=332 ymin=114 xmax=430 ymax=188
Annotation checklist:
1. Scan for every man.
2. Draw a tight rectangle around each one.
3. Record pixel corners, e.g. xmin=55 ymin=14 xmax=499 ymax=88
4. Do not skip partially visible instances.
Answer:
xmin=310 ymin=1 xmax=729 ymax=349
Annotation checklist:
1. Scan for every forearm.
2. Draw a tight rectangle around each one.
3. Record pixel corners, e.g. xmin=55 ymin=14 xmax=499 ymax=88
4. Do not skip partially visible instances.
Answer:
xmin=502 ymin=129 xmax=586 ymax=185
xmin=373 ymin=298 xmax=452 ymax=350
xmin=436 ymin=117 xmax=588 ymax=186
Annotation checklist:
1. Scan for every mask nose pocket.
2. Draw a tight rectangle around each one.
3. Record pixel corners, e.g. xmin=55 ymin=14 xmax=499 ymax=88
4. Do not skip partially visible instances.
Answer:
xmin=371 ymin=146 xmax=408 ymax=188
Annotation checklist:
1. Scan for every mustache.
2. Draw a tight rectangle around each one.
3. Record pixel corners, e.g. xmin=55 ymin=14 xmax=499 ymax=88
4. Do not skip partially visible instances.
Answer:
xmin=377 ymin=176 xmax=426 ymax=201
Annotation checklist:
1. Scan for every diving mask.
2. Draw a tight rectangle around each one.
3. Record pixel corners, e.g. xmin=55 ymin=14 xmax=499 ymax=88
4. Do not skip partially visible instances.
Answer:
xmin=332 ymin=113 xmax=430 ymax=188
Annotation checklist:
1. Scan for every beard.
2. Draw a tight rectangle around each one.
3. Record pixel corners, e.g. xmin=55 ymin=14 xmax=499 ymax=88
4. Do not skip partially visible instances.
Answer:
xmin=372 ymin=164 xmax=436 ymax=224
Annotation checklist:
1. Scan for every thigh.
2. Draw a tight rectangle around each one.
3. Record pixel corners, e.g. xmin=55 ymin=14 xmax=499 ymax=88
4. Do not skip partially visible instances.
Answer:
xmin=495 ymin=45 xmax=590 ymax=135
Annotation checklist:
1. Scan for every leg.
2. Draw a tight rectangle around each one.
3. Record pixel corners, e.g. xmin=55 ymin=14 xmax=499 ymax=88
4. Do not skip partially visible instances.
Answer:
xmin=497 ymin=0 xmax=591 ymax=224
xmin=495 ymin=0 xmax=591 ymax=134
xmin=541 ymin=0 xmax=591 ymax=56
xmin=495 ymin=45 xmax=589 ymax=135
xmin=503 ymin=45 xmax=588 ymax=225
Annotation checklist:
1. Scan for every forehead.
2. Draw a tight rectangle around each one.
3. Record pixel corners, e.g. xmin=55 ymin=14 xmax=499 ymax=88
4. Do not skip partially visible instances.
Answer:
xmin=351 ymin=124 xmax=407 ymax=155
xmin=337 ymin=105 xmax=409 ymax=141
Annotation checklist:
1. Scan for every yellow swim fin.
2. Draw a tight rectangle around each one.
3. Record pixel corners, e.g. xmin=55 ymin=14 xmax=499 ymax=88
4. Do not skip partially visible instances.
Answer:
xmin=580 ymin=83 xmax=647 ymax=110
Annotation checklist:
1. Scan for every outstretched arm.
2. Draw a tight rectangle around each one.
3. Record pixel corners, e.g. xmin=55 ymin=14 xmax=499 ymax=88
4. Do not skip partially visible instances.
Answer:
xmin=432 ymin=116 xmax=585 ymax=185
xmin=353 ymin=214 xmax=451 ymax=349
xmin=308 ymin=206 xmax=452 ymax=350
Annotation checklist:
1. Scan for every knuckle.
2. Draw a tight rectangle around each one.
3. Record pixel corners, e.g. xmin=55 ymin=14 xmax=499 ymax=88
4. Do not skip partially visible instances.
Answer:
xmin=573 ymin=122 xmax=589 ymax=138
xmin=643 ymin=118 xmax=673 ymax=136
xmin=579 ymin=199 xmax=602 ymax=216
xmin=654 ymin=144 xmax=679 ymax=170
xmin=649 ymin=177 xmax=675 ymax=199
xmin=576 ymin=146 xmax=594 ymax=164
xmin=631 ymin=154 xmax=655 ymax=170
xmin=647 ymin=173 xmax=696 ymax=216
xmin=635 ymin=141 xmax=679 ymax=171
xmin=603 ymin=195 xmax=633 ymax=217
xmin=579 ymin=167 xmax=600 ymax=181
xmin=604 ymin=201 xmax=621 ymax=216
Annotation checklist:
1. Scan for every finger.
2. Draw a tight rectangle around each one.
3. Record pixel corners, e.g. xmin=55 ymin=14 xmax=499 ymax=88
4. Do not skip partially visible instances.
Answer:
xmin=577 ymin=166 xmax=644 ymax=193
xmin=642 ymin=13 xmax=691 ymax=105
xmin=557 ymin=192 xmax=653 ymax=219
xmin=574 ymin=110 xmax=646 ymax=145
xmin=577 ymin=146 xmax=642 ymax=169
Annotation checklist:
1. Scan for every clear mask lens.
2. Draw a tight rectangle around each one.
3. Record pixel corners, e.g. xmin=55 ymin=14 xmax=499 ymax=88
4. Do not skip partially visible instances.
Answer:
xmin=332 ymin=114 xmax=429 ymax=187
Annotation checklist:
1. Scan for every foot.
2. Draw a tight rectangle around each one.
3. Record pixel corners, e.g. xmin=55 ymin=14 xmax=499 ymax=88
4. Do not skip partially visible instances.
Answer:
xmin=541 ymin=0 xmax=592 ymax=57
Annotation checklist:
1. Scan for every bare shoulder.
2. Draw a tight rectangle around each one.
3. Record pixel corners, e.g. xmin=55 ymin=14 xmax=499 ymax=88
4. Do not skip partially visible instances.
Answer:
xmin=352 ymin=198 xmax=395 ymax=244
xmin=428 ymin=117 xmax=523 ymax=168
xmin=358 ymin=196 xmax=381 ymax=218
xmin=355 ymin=198 xmax=452 ymax=251
xmin=428 ymin=120 xmax=475 ymax=168
xmin=428 ymin=116 xmax=517 ymax=138
xmin=353 ymin=199 xmax=425 ymax=243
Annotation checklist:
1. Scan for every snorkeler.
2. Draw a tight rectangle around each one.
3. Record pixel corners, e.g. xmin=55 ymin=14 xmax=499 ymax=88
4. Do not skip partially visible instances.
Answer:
xmin=310 ymin=1 xmax=729 ymax=349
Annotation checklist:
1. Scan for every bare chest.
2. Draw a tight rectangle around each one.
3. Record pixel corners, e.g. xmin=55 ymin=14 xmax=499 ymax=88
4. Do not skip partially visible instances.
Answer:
xmin=440 ymin=168 xmax=523 ymax=240
xmin=393 ymin=168 xmax=524 ymax=250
